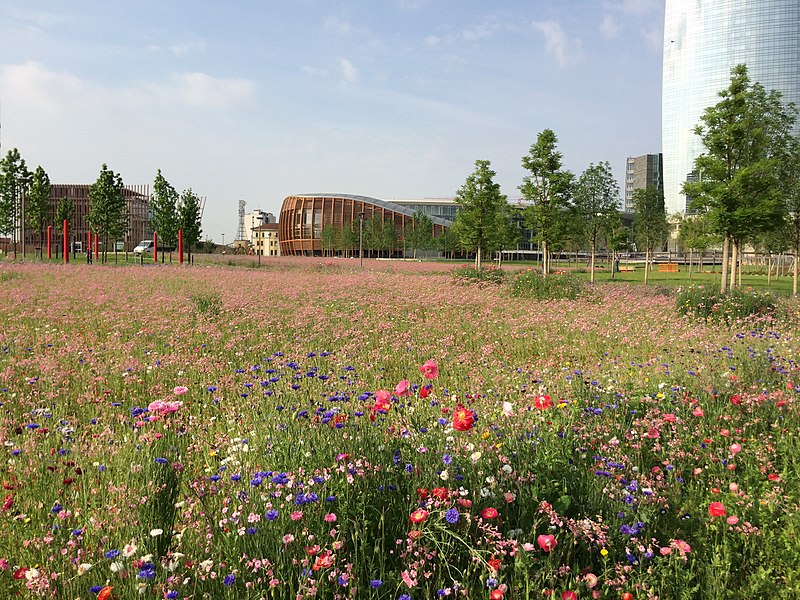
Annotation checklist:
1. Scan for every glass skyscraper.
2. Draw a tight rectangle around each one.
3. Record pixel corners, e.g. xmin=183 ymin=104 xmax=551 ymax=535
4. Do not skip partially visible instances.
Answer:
xmin=662 ymin=0 xmax=800 ymax=215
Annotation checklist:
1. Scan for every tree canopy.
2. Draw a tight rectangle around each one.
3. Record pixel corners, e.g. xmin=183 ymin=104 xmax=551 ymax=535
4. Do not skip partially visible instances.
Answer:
xmin=88 ymin=164 xmax=127 ymax=259
xmin=573 ymin=161 xmax=620 ymax=283
xmin=151 ymin=169 xmax=180 ymax=247
xmin=0 ymin=148 xmax=32 ymax=242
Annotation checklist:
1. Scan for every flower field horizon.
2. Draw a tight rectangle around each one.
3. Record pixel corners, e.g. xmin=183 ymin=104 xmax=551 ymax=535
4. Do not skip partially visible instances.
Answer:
xmin=1 ymin=261 xmax=799 ymax=599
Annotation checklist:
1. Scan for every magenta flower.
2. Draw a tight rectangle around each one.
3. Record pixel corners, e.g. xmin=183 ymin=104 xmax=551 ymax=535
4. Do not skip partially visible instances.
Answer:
xmin=419 ymin=359 xmax=439 ymax=380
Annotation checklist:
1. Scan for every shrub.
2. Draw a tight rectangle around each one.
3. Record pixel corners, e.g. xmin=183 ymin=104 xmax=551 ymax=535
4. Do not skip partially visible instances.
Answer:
xmin=451 ymin=264 xmax=506 ymax=286
xmin=510 ymin=268 xmax=585 ymax=300
xmin=676 ymin=284 xmax=777 ymax=324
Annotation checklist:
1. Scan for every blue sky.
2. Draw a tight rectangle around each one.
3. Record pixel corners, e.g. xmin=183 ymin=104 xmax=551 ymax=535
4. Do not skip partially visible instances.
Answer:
xmin=0 ymin=1 xmax=664 ymax=243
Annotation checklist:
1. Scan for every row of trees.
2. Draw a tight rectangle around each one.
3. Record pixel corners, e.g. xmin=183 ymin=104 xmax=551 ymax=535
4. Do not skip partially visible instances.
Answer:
xmin=0 ymin=150 xmax=203 ymax=261
xmin=683 ymin=64 xmax=800 ymax=295
xmin=451 ymin=144 xmax=668 ymax=283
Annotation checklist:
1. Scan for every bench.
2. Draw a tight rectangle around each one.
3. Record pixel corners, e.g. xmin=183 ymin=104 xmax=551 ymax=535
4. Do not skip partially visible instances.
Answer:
xmin=618 ymin=265 xmax=635 ymax=272
xmin=657 ymin=263 xmax=679 ymax=273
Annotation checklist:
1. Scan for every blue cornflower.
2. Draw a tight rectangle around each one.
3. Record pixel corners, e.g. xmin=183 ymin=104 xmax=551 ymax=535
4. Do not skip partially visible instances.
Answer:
xmin=442 ymin=454 xmax=453 ymax=465
xmin=398 ymin=595 xmax=412 ymax=600
xmin=445 ymin=508 xmax=460 ymax=524
xmin=223 ymin=574 xmax=236 ymax=586
xmin=166 ymin=592 xmax=178 ymax=599
xmin=90 ymin=585 xmax=104 ymax=593
xmin=246 ymin=527 xmax=257 ymax=535
xmin=104 ymin=549 xmax=120 ymax=559
xmin=265 ymin=509 xmax=279 ymax=521
xmin=370 ymin=579 xmax=383 ymax=588
xmin=137 ymin=563 xmax=156 ymax=579
xmin=486 ymin=577 xmax=498 ymax=588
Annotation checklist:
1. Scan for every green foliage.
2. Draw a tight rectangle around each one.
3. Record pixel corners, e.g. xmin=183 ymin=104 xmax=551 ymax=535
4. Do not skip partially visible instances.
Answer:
xmin=177 ymin=188 xmax=203 ymax=253
xmin=151 ymin=169 xmax=180 ymax=247
xmin=88 ymin=164 xmax=127 ymax=256
xmin=453 ymin=159 xmax=514 ymax=268
xmin=25 ymin=166 xmax=51 ymax=246
xmin=633 ymin=186 xmax=668 ymax=254
xmin=0 ymin=148 xmax=31 ymax=237
xmin=190 ymin=291 xmax=222 ymax=316
xmin=450 ymin=264 xmax=506 ymax=286
xmin=676 ymin=284 xmax=777 ymax=324
xmin=510 ymin=268 xmax=586 ymax=300
xmin=407 ymin=212 xmax=435 ymax=257
xmin=55 ymin=196 xmax=74 ymax=226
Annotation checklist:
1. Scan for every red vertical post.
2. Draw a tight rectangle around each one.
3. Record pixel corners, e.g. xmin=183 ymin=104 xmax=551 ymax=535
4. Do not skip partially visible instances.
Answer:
xmin=47 ymin=226 xmax=52 ymax=259
xmin=87 ymin=231 xmax=91 ymax=256
xmin=94 ymin=233 xmax=99 ymax=261
xmin=178 ymin=229 xmax=183 ymax=264
xmin=153 ymin=232 xmax=158 ymax=263
xmin=63 ymin=220 xmax=69 ymax=264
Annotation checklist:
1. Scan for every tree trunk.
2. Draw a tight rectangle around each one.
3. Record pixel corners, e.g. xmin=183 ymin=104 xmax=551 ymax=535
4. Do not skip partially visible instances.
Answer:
xmin=542 ymin=240 xmax=549 ymax=277
xmin=767 ymin=253 xmax=772 ymax=287
xmin=688 ymin=248 xmax=693 ymax=280
xmin=589 ymin=242 xmax=596 ymax=284
xmin=476 ymin=246 xmax=482 ymax=270
xmin=793 ymin=251 xmax=798 ymax=296
xmin=737 ymin=242 xmax=742 ymax=288
xmin=720 ymin=236 xmax=730 ymax=294
xmin=644 ymin=249 xmax=650 ymax=285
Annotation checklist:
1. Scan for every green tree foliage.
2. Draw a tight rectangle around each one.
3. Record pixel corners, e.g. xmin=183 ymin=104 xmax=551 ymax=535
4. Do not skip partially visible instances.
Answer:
xmin=779 ymin=136 xmax=800 ymax=295
xmin=407 ymin=212 xmax=434 ymax=258
xmin=26 ymin=166 xmax=52 ymax=250
xmin=150 ymin=170 xmax=180 ymax=248
xmin=677 ymin=213 xmax=717 ymax=279
xmin=452 ymin=160 xmax=512 ymax=269
xmin=683 ymin=64 xmax=796 ymax=293
xmin=55 ymin=197 xmax=74 ymax=227
xmin=88 ymin=164 xmax=127 ymax=261
xmin=632 ymin=186 xmax=668 ymax=284
xmin=520 ymin=129 xmax=574 ymax=276
xmin=321 ymin=224 xmax=337 ymax=257
xmin=0 ymin=148 xmax=32 ymax=244
xmin=573 ymin=161 xmax=620 ymax=283
xmin=177 ymin=189 xmax=203 ymax=256
xmin=336 ymin=223 xmax=357 ymax=257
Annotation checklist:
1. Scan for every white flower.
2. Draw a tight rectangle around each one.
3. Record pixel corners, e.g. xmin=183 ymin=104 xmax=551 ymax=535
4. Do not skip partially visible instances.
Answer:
xmin=439 ymin=470 xmax=449 ymax=481
xmin=470 ymin=452 xmax=482 ymax=463
xmin=501 ymin=464 xmax=513 ymax=474
xmin=150 ymin=528 xmax=163 ymax=537
xmin=77 ymin=563 xmax=93 ymax=575
xmin=110 ymin=561 xmax=124 ymax=573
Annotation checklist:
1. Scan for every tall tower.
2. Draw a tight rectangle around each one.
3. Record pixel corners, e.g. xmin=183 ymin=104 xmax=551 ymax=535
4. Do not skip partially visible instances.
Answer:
xmin=662 ymin=0 xmax=800 ymax=215
xmin=236 ymin=200 xmax=246 ymax=241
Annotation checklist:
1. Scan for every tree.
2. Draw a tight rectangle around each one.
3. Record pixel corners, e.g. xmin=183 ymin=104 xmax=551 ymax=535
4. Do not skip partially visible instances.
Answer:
xmin=408 ymin=212 xmax=434 ymax=258
xmin=55 ymin=196 xmax=73 ymax=227
xmin=177 ymin=188 xmax=203 ymax=258
xmin=0 ymin=148 xmax=32 ymax=253
xmin=88 ymin=164 xmax=126 ymax=262
xmin=321 ymin=224 xmax=338 ymax=257
xmin=677 ymin=213 xmax=717 ymax=279
xmin=520 ymin=129 xmax=574 ymax=276
xmin=632 ymin=186 xmax=668 ymax=285
xmin=150 ymin=170 xmax=179 ymax=249
xmin=26 ymin=166 xmax=52 ymax=253
xmin=780 ymin=136 xmax=800 ymax=295
xmin=336 ymin=223 xmax=357 ymax=258
xmin=683 ymin=64 xmax=795 ymax=293
xmin=452 ymin=160 xmax=510 ymax=269
xmin=573 ymin=161 xmax=620 ymax=283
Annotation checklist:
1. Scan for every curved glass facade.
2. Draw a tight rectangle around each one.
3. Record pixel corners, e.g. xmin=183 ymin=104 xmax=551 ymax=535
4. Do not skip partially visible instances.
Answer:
xmin=662 ymin=0 xmax=800 ymax=214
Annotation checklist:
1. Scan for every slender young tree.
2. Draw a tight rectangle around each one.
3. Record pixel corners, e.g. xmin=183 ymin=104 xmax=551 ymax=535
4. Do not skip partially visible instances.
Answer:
xmin=408 ymin=212 xmax=434 ymax=258
xmin=683 ymin=64 xmax=795 ymax=293
xmin=88 ymin=164 xmax=126 ymax=262
xmin=677 ymin=212 xmax=716 ymax=279
xmin=0 ymin=148 xmax=32 ymax=253
xmin=632 ymin=186 xmax=669 ymax=285
xmin=520 ymin=129 xmax=574 ymax=276
xmin=177 ymin=188 xmax=203 ymax=259
xmin=452 ymin=160 xmax=510 ymax=269
xmin=781 ymin=136 xmax=800 ymax=295
xmin=321 ymin=224 xmax=337 ymax=257
xmin=573 ymin=161 xmax=620 ymax=283
xmin=150 ymin=170 xmax=179 ymax=250
xmin=26 ymin=166 xmax=52 ymax=254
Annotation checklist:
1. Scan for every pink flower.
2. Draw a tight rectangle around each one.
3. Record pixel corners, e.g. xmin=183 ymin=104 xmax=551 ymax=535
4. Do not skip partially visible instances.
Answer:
xmin=324 ymin=513 xmax=337 ymax=523
xmin=692 ymin=406 xmax=704 ymax=417
xmin=673 ymin=539 xmax=691 ymax=554
xmin=419 ymin=359 xmax=439 ymax=380
xmin=501 ymin=401 xmax=514 ymax=417
xmin=562 ymin=592 xmax=577 ymax=600
xmin=729 ymin=443 xmax=742 ymax=455
xmin=173 ymin=386 xmax=189 ymax=395
xmin=148 ymin=400 xmax=183 ymax=416
xmin=394 ymin=380 xmax=410 ymax=397
xmin=290 ymin=511 xmax=303 ymax=521
xmin=537 ymin=534 xmax=557 ymax=552
xmin=726 ymin=515 xmax=739 ymax=525
xmin=282 ymin=534 xmax=295 ymax=544
xmin=663 ymin=413 xmax=677 ymax=423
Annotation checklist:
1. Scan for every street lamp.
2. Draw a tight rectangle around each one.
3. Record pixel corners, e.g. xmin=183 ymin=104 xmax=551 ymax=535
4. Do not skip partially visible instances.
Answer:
xmin=221 ymin=232 xmax=225 ymax=250
xmin=17 ymin=175 xmax=32 ymax=260
xmin=358 ymin=212 xmax=365 ymax=268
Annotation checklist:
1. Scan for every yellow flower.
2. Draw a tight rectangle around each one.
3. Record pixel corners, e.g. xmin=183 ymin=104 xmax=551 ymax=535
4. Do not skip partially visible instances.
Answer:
xmin=600 ymin=548 xmax=608 ymax=557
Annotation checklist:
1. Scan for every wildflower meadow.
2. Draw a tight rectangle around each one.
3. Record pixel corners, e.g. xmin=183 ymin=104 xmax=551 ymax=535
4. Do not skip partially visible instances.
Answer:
xmin=1 ymin=260 xmax=799 ymax=600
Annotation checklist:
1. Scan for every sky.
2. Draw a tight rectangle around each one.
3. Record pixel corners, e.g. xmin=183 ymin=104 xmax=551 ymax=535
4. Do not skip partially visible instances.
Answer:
xmin=0 ymin=0 xmax=665 ymax=243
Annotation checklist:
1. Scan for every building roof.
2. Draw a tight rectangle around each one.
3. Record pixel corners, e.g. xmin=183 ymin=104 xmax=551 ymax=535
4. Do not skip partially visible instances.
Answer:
xmin=253 ymin=223 xmax=278 ymax=231
xmin=292 ymin=193 xmax=453 ymax=227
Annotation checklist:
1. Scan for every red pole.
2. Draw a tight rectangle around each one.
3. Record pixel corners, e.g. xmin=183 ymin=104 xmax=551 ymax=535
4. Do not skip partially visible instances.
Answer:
xmin=94 ymin=233 xmax=99 ymax=261
xmin=153 ymin=231 xmax=158 ymax=263
xmin=47 ymin=226 xmax=52 ymax=259
xmin=87 ymin=230 xmax=91 ymax=255
xmin=178 ymin=229 xmax=184 ymax=264
xmin=63 ymin=220 xmax=69 ymax=264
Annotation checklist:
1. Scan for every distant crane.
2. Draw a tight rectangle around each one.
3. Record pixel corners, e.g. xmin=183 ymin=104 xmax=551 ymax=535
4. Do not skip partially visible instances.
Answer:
xmin=236 ymin=200 xmax=246 ymax=241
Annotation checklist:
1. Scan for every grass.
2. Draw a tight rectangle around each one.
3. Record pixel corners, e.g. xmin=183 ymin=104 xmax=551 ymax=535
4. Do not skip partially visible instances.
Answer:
xmin=0 ymin=260 xmax=798 ymax=598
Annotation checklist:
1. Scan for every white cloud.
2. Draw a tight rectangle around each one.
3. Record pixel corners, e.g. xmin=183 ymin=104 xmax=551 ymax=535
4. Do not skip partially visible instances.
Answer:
xmin=324 ymin=15 xmax=351 ymax=35
xmin=170 ymin=72 xmax=256 ymax=109
xmin=169 ymin=39 xmax=206 ymax=56
xmin=643 ymin=27 xmax=663 ymax=53
xmin=601 ymin=0 xmax=661 ymax=16
xmin=0 ymin=61 xmax=88 ymax=114
xmin=425 ymin=34 xmax=441 ymax=46
xmin=600 ymin=15 xmax=621 ymax=40
xmin=302 ymin=66 xmax=329 ymax=77
xmin=339 ymin=59 xmax=358 ymax=83
xmin=532 ymin=21 xmax=584 ymax=67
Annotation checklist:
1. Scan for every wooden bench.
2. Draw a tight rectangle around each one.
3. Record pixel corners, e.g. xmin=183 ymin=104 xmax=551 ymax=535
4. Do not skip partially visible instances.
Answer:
xmin=618 ymin=265 xmax=635 ymax=272
xmin=657 ymin=263 xmax=679 ymax=273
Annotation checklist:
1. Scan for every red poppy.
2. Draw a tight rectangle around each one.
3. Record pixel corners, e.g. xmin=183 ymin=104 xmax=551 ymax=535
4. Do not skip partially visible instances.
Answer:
xmin=537 ymin=534 xmax=557 ymax=552
xmin=419 ymin=359 xmax=439 ymax=380
xmin=420 ymin=386 xmax=431 ymax=398
xmin=487 ymin=556 xmax=501 ymax=572
xmin=481 ymin=507 xmax=499 ymax=519
xmin=708 ymin=501 xmax=726 ymax=517
xmin=97 ymin=587 xmax=114 ymax=600
xmin=432 ymin=487 xmax=449 ymax=501
xmin=561 ymin=592 xmax=577 ymax=600
xmin=533 ymin=395 xmax=552 ymax=410
xmin=312 ymin=551 xmax=334 ymax=571
xmin=452 ymin=407 xmax=475 ymax=431
xmin=490 ymin=590 xmax=504 ymax=600
xmin=417 ymin=488 xmax=429 ymax=500
xmin=3 ymin=494 xmax=13 ymax=510
xmin=410 ymin=508 xmax=429 ymax=524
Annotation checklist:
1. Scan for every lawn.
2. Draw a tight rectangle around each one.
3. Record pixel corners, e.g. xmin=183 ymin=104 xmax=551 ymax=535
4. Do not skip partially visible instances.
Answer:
xmin=0 ymin=259 xmax=798 ymax=599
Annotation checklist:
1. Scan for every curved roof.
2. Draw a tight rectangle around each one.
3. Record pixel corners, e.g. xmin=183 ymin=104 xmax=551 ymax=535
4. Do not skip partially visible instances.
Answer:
xmin=293 ymin=193 xmax=453 ymax=227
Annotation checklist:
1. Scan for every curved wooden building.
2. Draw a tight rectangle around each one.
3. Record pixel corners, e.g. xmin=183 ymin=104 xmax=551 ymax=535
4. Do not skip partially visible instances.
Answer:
xmin=279 ymin=193 xmax=450 ymax=256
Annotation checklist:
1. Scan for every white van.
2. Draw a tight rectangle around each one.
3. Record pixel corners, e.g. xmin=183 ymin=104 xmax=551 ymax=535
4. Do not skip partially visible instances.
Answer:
xmin=133 ymin=240 xmax=154 ymax=255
